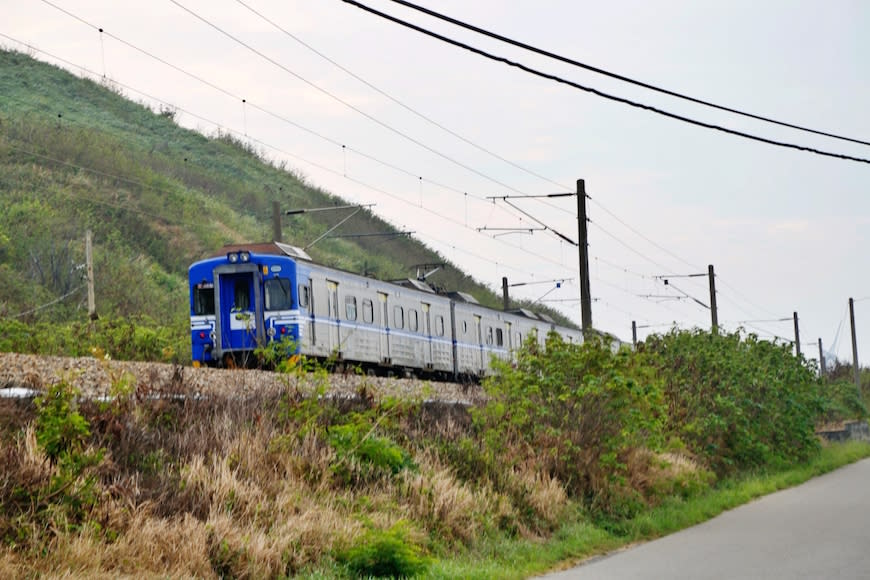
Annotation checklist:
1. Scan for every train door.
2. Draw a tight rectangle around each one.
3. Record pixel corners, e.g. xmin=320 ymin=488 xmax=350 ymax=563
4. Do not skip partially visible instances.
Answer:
xmin=422 ymin=303 xmax=433 ymax=369
xmin=215 ymin=266 xmax=262 ymax=358
xmin=378 ymin=291 xmax=390 ymax=364
xmin=327 ymin=280 xmax=340 ymax=354
xmin=474 ymin=314 xmax=483 ymax=371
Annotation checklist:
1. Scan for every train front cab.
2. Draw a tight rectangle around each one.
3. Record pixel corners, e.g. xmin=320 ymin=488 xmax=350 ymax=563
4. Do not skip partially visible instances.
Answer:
xmin=190 ymin=250 xmax=301 ymax=366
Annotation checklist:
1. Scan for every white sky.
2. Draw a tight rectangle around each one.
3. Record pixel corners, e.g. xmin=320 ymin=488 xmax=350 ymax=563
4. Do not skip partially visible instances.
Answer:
xmin=4 ymin=0 xmax=870 ymax=367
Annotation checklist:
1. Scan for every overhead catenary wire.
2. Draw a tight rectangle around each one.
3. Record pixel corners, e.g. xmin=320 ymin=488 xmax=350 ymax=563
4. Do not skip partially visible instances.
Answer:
xmin=341 ymin=0 xmax=870 ymax=165
xmin=6 ymin=11 xmax=816 ymax=338
xmin=0 ymin=39 xmax=590 ymax=307
xmin=232 ymin=0 xmax=569 ymax=193
xmin=385 ymin=0 xmax=870 ymax=148
xmin=12 ymin=8 xmax=738 ymax=320
xmin=10 ymin=285 xmax=85 ymax=319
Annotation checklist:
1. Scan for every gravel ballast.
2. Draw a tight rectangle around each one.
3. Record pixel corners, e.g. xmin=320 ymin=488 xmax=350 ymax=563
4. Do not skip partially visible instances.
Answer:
xmin=0 ymin=352 xmax=484 ymax=404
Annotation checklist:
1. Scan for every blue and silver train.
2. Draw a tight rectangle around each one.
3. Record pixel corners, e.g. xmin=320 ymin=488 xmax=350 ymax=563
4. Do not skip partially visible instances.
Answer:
xmin=189 ymin=242 xmax=583 ymax=379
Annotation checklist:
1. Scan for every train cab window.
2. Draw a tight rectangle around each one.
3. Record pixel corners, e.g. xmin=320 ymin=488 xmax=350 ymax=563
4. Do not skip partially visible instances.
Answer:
xmin=461 ymin=320 xmax=467 ymax=335
xmin=362 ymin=299 xmax=374 ymax=323
xmin=409 ymin=309 xmax=419 ymax=332
xmin=496 ymin=328 xmax=504 ymax=347
xmin=298 ymin=284 xmax=310 ymax=308
xmin=265 ymin=278 xmax=292 ymax=311
xmin=486 ymin=327 xmax=494 ymax=345
xmin=233 ymin=282 xmax=250 ymax=311
xmin=345 ymin=296 xmax=357 ymax=321
xmin=394 ymin=306 xmax=404 ymax=329
xmin=435 ymin=315 xmax=444 ymax=336
xmin=193 ymin=284 xmax=215 ymax=315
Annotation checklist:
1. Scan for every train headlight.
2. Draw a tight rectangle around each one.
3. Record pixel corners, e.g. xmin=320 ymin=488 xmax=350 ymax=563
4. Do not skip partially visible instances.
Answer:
xmin=239 ymin=251 xmax=251 ymax=263
xmin=227 ymin=252 xmax=239 ymax=264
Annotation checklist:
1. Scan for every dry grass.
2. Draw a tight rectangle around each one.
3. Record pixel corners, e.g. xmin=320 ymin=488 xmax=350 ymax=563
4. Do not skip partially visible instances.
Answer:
xmin=0 ymin=381 xmax=673 ymax=577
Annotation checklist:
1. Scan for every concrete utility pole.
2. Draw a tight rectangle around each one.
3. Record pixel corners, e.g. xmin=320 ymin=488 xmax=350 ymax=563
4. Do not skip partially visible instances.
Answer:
xmin=708 ymin=264 xmax=718 ymax=334
xmin=577 ymin=179 xmax=593 ymax=334
xmin=849 ymin=297 xmax=860 ymax=391
xmin=86 ymin=230 xmax=96 ymax=320
xmin=818 ymin=338 xmax=826 ymax=379
xmin=272 ymin=200 xmax=282 ymax=242
xmin=793 ymin=312 xmax=801 ymax=358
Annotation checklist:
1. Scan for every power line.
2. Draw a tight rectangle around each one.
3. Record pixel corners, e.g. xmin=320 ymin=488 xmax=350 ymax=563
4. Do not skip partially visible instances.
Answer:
xmin=9 ymin=285 xmax=85 ymax=319
xmin=0 ymin=40 xmax=585 ymax=305
xmin=386 ymin=0 xmax=870 ymax=148
xmin=232 ymin=0 xmax=568 ymax=192
xmin=341 ymin=0 xmax=870 ymax=165
xmin=164 ymin=0 xmax=542 ymax=196
xmin=18 ymin=6 xmax=727 ymax=310
xmin=9 ymin=10 xmax=804 ymax=338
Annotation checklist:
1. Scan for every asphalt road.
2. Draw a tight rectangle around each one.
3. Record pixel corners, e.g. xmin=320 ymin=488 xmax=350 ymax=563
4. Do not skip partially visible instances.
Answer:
xmin=540 ymin=457 xmax=870 ymax=579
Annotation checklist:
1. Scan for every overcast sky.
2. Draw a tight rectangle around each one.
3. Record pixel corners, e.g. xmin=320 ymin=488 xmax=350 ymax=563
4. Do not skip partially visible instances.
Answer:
xmin=5 ymin=0 xmax=870 ymax=366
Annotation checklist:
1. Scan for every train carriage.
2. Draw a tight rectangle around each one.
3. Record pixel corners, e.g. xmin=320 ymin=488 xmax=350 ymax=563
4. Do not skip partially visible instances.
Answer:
xmin=189 ymin=242 xmax=584 ymax=377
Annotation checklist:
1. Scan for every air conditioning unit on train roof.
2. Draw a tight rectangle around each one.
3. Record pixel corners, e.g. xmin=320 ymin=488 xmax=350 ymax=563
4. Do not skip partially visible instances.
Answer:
xmin=446 ymin=291 xmax=479 ymax=304
xmin=509 ymin=308 xmax=541 ymax=320
xmin=393 ymin=279 xmax=436 ymax=293
xmin=275 ymin=242 xmax=312 ymax=261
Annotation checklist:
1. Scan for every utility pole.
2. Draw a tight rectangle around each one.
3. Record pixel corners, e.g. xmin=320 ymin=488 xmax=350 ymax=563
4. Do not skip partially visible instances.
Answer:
xmin=272 ymin=200 xmax=282 ymax=242
xmin=818 ymin=338 xmax=826 ymax=379
xmin=632 ymin=320 xmax=637 ymax=347
xmin=793 ymin=312 xmax=801 ymax=358
xmin=849 ymin=297 xmax=860 ymax=391
xmin=86 ymin=230 xmax=96 ymax=320
xmin=578 ymin=179 xmax=592 ymax=334
xmin=708 ymin=264 xmax=718 ymax=334
xmin=502 ymin=276 xmax=509 ymax=311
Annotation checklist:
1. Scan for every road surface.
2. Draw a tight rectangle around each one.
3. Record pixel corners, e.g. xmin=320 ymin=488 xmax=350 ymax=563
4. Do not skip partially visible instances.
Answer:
xmin=541 ymin=457 xmax=870 ymax=579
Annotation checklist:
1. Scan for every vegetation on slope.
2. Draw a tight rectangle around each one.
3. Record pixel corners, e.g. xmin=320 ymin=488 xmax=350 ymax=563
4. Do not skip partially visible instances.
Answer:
xmin=0 ymin=47 xmax=571 ymax=353
xmin=0 ymin=328 xmax=865 ymax=578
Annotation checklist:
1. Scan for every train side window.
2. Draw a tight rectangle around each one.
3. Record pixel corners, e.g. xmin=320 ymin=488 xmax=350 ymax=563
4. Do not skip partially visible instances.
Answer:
xmin=409 ymin=309 xmax=419 ymax=332
xmin=517 ymin=332 xmax=522 ymax=345
xmin=435 ymin=315 xmax=444 ymax=336
xmin=298 ymin=284 xmax=310 ymax=308
xmin=362 ymin=299 xmax=374 ymax=323
xmin=486 ymin=327 xmax=494 ymax=345
xmin=394 ymin=306 xmax=404 ymax=329
xmin=265 ymin=278 xmax=292 ymax=311
xmin=345 ymin=296 xmax=357 ymax=321
xmin=193 ymin=284 xmax=215 ymax=315
xmin=496 ymin=328 xmax=504 ymax=347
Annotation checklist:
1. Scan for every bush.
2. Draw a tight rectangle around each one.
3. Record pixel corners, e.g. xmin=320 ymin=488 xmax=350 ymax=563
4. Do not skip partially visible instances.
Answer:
xmin=640 ymin=329 xmax=825 ymax=474
xmin=338 ymin=521 xmax=429 ymax=578
xmin=476 ymin=333 xmax=665 ymax=511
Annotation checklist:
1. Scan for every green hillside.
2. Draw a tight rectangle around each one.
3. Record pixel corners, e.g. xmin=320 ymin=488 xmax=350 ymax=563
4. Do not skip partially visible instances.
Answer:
xmin=0 ymin=48 xmax=572 ymax=354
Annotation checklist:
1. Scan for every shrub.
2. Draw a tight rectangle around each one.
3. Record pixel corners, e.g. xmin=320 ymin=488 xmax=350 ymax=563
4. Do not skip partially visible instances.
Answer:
xmin=476 ymin=333 xmax=665 ymax=512
xmin=338 ymin=521 xmax=429 ymax=578
xmin=641 ymin=329 xmax=825 ymax=474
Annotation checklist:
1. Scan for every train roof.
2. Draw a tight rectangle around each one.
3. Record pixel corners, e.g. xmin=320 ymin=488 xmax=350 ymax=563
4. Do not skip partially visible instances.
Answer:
xmin=201 ymin=242 xmax=580 ymax=330
xmin=214 ymin=242 xmax=312 ymax=261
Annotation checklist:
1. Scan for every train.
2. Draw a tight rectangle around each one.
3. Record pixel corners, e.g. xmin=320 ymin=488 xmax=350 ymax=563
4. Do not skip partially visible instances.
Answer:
xmin=188 ymin=242 xmax=584 ymax=379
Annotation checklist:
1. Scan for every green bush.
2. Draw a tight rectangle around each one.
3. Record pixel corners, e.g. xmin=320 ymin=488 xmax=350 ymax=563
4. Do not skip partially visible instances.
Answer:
xmin=819 ymin=378 xmax=867 ymax=423
xmin=339 ymin=521 xmax=429 ymax=578
xmin=328 ymin=405 xmax=416 ymax=486
xmin=476 ymin=333 xmax=665 ymax=508
xmin=640 ymin=329 xmax=825 ymax=474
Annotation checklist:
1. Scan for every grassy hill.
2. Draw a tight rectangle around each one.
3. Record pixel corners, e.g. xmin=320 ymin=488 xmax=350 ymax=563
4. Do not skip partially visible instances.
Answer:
xmin=0 ymin=48 xmax=572 ymax=352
